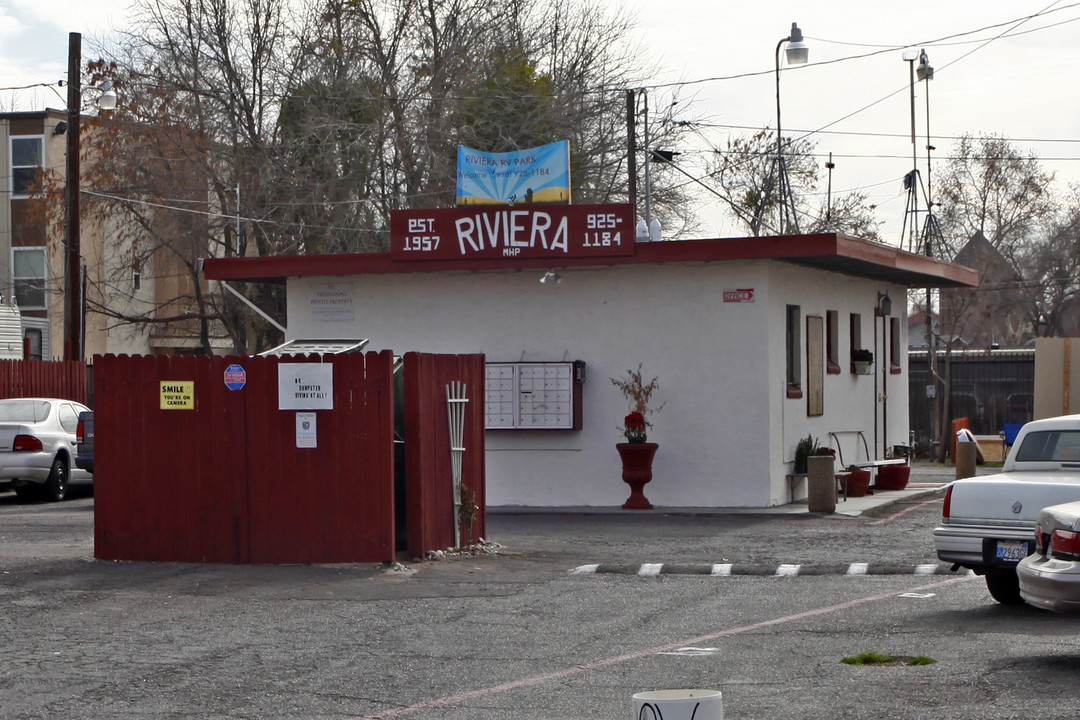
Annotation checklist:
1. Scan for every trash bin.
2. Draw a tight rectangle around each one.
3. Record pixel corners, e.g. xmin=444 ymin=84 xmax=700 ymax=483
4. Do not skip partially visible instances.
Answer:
xmin=955 ymin=441 xmax=977 ymax=479
xmin=807 ymin=455 xmax=836 ymax=513
xmin=633 ymin=689 xmax=723 ymax=720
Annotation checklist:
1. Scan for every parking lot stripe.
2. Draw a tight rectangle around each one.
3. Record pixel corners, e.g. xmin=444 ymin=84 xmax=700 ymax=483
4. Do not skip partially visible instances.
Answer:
xmin=710 ymin=563 xmax=733 ymax=576
xmin=846 ymin=563 xmax=869 ymax=575
xmin=638 ymin=563 xmax=664 ymax=576
xmin=775 ymin=564 xmax=801 ymax=576
xmin=355 ymin=575 xmax=975 ymax=720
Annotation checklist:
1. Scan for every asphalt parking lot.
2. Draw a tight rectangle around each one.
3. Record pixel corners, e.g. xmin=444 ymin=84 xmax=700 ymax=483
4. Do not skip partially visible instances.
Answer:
xmin=5 ymin=468 xmax=1080 ymax=720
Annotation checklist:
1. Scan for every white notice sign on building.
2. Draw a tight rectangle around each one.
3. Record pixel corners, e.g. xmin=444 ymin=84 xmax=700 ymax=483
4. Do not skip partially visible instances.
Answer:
xmin=310 ymin=281 xmax=356 ymax=322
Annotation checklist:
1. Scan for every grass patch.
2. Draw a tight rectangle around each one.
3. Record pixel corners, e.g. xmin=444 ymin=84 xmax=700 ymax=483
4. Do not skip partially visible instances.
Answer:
xmin=841 ymin=652 xmax=895 ymax=665
xmin=841 ymin=652 xmax=936 ymax=666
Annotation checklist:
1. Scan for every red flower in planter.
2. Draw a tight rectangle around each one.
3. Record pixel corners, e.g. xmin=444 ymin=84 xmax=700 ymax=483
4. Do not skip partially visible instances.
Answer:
xmin=624 ymin=411 xmax=648 ymax=443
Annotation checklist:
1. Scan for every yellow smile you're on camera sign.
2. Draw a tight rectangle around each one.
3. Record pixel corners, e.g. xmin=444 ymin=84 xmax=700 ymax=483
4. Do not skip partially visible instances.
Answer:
xmin=160 ymin=381 xmax=195 ymax=409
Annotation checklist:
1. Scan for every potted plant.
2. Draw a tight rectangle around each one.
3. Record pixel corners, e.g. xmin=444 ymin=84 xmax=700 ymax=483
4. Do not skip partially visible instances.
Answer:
xmin=611 ymin=364 xmax=662 ymax=509
xmin=793 ymin=434 xmax=816 ymax=474
xmin=841 ymin=464 xmax=872 ymax=497
xmin=851 ymin=348 xmax=874 ymax=375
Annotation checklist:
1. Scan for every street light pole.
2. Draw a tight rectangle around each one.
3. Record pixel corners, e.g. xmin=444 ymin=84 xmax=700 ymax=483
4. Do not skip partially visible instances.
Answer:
xmin=918 ymin=49 xmax=937 ymax=258
xmin=63 ymin=31 xmax=82 ymax=362
xmin=755 ymin=22 xmax=808 ymax=236
xmin=903 ymin=50 xmax=920 ymax=252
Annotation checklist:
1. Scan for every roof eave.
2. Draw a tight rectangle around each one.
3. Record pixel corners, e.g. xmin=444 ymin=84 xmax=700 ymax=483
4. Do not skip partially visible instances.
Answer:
xmin=202 ymin=232 xmax=978 ymax=289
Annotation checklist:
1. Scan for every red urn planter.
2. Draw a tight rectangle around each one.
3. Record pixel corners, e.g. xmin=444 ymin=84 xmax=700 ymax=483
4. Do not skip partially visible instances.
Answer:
xmin=875 ymin=464 xmax=911 ymax=491
xmin=843 ymin=469 xmax=872 ymax=497
xmin=616 ymin=442 xmax=658 ymax=509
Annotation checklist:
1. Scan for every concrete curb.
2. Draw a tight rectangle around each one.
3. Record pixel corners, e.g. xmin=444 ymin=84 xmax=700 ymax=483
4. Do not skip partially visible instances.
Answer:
xmin=569 ymin=562 xmax=971 ymax=576
xmin=490 ymin=485 xmax=948 ymax=519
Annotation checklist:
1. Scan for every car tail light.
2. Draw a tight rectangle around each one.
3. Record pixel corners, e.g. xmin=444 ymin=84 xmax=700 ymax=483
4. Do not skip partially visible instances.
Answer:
xmin=12 ymin=434 xmax=43 ymax=452
xmin=1049 ymin=529 xmax=1080 ymax=561
xmin=1034 ymin=523 xmax=1048 ymax=555
xmin=942 ymin=484 xmax=953 ymax=519
xmin=77 ymin=419 xmax=84 ymax=443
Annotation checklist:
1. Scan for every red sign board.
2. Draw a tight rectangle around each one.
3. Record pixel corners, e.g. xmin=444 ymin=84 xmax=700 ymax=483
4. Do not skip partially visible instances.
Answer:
xmin=390 ymin=204 xmax=636 ymax=261
xmin=723 ymin=289 xmax=755 ymax=303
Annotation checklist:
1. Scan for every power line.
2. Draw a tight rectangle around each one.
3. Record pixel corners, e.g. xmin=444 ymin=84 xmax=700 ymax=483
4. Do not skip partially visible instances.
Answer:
xmin=643 ymin=2 xmax=1080 ymax=92
xmin=696 ymin=121 xmax=1080 ymax=147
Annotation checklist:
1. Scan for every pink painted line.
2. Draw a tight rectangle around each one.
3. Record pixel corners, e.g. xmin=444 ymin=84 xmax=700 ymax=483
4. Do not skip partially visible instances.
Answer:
xmin=869 ymin=496 xmax=942 ymax=525
xmin=354 ymin=575 xmax=972 ymax=719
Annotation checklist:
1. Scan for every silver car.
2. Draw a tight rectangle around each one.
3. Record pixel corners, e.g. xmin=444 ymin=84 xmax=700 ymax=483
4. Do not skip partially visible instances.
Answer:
xmin=0 ymin=398 xmax=92 ymax=502
xmin=1018 ymin=500 xmax=1080 ymax=612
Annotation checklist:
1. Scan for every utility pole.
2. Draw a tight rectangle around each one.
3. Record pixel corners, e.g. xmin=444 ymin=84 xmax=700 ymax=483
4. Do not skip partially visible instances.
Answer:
xmin=626 ymin=90 xmax=637 ymax=217
xmin=63 ymin=31 xmax=82 ymax=362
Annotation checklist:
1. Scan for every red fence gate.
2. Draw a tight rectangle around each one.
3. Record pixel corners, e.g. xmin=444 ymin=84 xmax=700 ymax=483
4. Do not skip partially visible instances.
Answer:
xmin=403 ymin=352 xmax=486 ymax=556
xmin=94 ymin=351 xmax=483 ymax=564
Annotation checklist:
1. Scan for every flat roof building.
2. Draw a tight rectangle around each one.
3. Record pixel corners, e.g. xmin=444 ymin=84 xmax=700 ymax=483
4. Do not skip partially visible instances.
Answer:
xmin=205 ymin=206 xmax=976 ymax=508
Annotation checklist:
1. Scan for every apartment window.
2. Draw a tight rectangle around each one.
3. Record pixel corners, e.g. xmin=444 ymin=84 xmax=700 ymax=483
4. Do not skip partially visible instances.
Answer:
xmin=849 ymin=312 xmax=862 ymax=373
xmin=786 ymin=304 xmax=802 ymax=398
xmin=10 ymin=137 xmax=43 ymax=197
xmin=23 ymin=328 xmax=42 ymax=360
xmin=13 ymin=247 xmax=47 ymax=310
xmin=890 ymin=317 xmax=902 ymax=374
xmin=826 ymin=310 xmax=840 ymax=374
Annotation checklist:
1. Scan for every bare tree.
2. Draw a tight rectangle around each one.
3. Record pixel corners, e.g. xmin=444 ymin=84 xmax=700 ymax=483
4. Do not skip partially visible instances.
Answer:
xmin=81 ymin=0 xmax=304 ymax=353
xmin=1019 ymin=187 xmax=1080 ymax=337
xmin=935 ymin=133 xmax=1056 ymax=263
xmin=80 ymin=0 xmax=696 ymax=353
xmin=706 ymin=129 xmax=880 ymax=240
xmin=931 ymin=134 xmax=1060 ymax=349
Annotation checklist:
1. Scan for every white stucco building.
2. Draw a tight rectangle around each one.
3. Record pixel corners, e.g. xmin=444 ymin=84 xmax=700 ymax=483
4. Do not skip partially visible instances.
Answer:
xmin=205 ymin=205 xmax=976 ymax=508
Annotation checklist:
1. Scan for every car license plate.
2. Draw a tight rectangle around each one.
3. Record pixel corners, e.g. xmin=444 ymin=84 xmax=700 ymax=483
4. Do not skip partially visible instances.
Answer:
xmin=995 ymin=540 xmax=1030 ymax=562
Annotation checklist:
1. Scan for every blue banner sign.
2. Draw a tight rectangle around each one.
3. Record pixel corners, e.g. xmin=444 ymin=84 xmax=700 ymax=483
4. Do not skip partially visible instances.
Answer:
xmin=456 ymin=140 xmax=570 ymax=206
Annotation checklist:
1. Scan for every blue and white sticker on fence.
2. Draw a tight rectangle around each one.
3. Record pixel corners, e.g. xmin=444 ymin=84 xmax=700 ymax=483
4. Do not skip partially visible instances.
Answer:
xmin=224 ymin=364 xmax=247 ymax=391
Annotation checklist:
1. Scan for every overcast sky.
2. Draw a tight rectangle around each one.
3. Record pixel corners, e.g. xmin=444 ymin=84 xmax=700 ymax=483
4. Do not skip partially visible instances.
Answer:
xmin=2 ymin=0 xmax=1078 ymax=244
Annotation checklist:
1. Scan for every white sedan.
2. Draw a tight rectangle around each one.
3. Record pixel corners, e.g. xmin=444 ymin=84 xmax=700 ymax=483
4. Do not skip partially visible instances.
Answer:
xmin=0 ymin=398 xmax=92 ymax=502
xmin=933 ymin=414 xmax=1080 ymax=604
xmin=1018 ymin=500 xmax=1080 ymax=612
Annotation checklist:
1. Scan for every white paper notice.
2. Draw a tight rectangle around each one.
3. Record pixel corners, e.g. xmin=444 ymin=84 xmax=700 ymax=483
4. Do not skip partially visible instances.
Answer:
xmin=296 ymin=412 xmax=317 ymax=448
xmin=278 ymin=364 xmax=334 ymax=410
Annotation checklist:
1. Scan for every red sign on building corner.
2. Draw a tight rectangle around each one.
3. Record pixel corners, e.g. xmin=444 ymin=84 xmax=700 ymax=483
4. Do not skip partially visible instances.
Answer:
xmin=722 ymin=289 xmax=755 ymax=303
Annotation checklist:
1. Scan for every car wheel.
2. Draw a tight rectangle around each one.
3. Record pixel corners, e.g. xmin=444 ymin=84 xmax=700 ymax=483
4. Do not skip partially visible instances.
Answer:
xmin=44 ymin=458 xmax=68 ymax=502
xmin=985 ymin=569 xmax=1024 ymax=605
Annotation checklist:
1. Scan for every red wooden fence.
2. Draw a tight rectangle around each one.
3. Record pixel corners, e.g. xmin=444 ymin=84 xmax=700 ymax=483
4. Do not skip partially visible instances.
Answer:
xmin=403 ymin=352 xmax=486 ymax=557
xmin=93 ymin=351 xmax=485 ymax=564
xmin=94 ymin=352 xmax=396 ymax=563
xmin=0 ymin=359 xmax=88 ymax=404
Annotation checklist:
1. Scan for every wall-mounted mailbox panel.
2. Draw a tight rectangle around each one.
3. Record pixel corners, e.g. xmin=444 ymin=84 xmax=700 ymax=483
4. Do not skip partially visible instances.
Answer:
xmin=485 ymin=362 xmax=582 ymax=430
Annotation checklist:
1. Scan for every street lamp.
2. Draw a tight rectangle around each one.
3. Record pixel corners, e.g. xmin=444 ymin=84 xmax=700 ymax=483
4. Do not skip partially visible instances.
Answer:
xmin=64 ymin=31 xmax=115 ymax=361
xmin=901 ymin=48 xmax=936 ymax=255
xmin=754 ymin=22 xmax=809 ymax=236
xmin=917 ymin=49 xmax=939 ymax=258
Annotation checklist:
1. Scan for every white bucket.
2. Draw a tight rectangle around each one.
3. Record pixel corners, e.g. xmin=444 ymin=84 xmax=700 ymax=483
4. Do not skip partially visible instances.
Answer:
xmin=633 ymin=689 xmax=723 ymax=720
